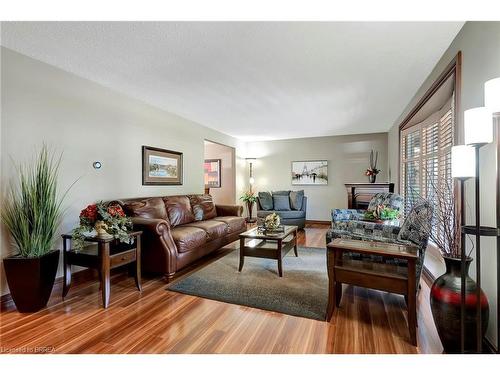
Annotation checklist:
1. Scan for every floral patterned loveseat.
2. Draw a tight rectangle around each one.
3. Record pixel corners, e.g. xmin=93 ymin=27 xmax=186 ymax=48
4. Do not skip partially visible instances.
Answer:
xmin=326 ymin=193 xmax=433 ymax=289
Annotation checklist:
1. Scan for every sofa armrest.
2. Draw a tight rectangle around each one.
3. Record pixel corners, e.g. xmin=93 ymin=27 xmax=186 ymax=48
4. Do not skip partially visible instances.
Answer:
xmin=131 ymin=217 xmax=178 ymax=276
xmin=301 ymin=196 xmax=308 ymax=213
xmin=216 ymin=204 xmax=244 ymax=217
xmin=131 ymin=217 xmax=171 ymax=235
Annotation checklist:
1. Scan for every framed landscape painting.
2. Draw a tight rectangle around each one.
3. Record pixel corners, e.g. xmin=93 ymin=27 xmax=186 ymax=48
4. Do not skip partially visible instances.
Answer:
xmin=204 ymin=159 xmax=221 ymax=188
xmin=142 ymin=146 xmax=183 ymax=185
xmin=291 ymin=160 xmax=328 ymax=185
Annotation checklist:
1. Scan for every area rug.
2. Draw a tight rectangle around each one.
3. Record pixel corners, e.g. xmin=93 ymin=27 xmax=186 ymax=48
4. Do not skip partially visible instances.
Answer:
xmin=167 ymin=247 xmax=328 ymax=320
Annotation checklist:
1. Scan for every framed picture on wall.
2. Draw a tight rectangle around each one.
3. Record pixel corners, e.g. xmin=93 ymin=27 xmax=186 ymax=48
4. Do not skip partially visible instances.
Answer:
xmin=204 ymin=159 xmax=221 ymax=188
xmin=291 ymin=160 xmax=328 ymax=185
xmin=142 ymin=146 xmax=183 ymax=185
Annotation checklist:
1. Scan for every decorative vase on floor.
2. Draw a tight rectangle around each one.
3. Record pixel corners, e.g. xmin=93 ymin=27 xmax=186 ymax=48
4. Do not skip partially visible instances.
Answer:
xmin=430 ymin=256 xmax=489 ymax=353
xmin=3 ymin=250 xmax=60 ymax=312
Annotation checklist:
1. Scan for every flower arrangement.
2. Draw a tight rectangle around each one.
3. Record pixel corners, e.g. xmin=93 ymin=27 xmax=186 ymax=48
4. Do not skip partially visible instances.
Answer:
xmin=72 ymin=202 xmax=132 ymax=249
xmin=364 ymin=204 xmax=400 ymax=221
xmin=365 ymin=150 xmax=381 ymax=181
xmin=264 ymin=212 xmax=281 ymax=230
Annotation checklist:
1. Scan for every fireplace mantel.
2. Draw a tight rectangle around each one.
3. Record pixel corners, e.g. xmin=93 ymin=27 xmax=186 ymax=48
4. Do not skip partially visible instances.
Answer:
xmin=344 ymin=182 xmax=395 ymax=209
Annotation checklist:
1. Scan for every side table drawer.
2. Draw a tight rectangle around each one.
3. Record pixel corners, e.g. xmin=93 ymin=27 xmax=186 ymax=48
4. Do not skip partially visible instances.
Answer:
xmin=110 ymin=249 xmax=136 ymax=268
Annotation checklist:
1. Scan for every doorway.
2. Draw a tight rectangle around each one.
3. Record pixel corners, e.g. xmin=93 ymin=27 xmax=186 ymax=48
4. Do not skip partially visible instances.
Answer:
xmin=204 ymin=140 xmax=236 ymax=204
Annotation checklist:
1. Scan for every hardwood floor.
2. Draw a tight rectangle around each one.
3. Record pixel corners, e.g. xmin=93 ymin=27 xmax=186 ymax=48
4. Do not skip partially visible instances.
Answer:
xmin=0 ymin=224 xmax=443 ymax=354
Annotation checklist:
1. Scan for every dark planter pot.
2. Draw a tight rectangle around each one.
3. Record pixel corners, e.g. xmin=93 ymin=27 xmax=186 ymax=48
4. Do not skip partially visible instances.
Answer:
xmin=3 ymin=250 xmax=60 ymax=313
xmin=246 ymin=201 xmax=256 ymax=223
xmin=430 ymin=256 xmax=489 ymax=353
xmin=368 ymin=174 xmax=377 ymax=183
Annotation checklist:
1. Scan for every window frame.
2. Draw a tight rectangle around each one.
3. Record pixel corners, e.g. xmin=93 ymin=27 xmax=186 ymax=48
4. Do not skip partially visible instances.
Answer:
xmin=397 ymin=52 xmax=461 ymax=279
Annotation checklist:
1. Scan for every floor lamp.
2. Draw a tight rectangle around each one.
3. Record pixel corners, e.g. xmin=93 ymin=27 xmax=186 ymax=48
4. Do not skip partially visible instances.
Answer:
xmin=463 ymin=106 xmax=493 ymax=352
xmin=451 ymin=145 xmax=475 ymax=353
xmin=456 ymin=76 xmax=500 ymax=353
xmin=484 ymin=77 xmax=500 ymax=354
xmin=245 ymin=158 xmax=257 ymax=223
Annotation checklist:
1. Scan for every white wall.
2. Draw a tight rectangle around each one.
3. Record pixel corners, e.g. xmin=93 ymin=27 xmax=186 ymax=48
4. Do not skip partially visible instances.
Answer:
xmin=0 ymin=47 xmax=246 ymax=296
xmin=387 ymin=21 xmax=500 ymax=349
xmin=204 ymin=141 xmax=236 ymax=205
xmin=246 ymin=133 xmax=388 ymax=221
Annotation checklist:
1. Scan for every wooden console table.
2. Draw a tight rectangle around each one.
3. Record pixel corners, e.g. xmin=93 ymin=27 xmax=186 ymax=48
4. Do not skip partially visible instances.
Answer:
xmin=344 ymin=182 xmax=394 ymax=209
xmin=326 ymin=238 xmax=418 ymax=345
xmin=61 ymin=231 xmax=142 ymax=308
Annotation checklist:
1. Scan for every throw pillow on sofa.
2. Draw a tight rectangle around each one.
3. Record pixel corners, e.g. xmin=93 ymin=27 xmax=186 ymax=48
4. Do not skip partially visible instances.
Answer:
xmin=397 ymin=200 xmax=433 ymax=245
xmin=123 ymin=197 xmax=168 ymax=220
xmin=258 ymin=191 xmax=273 ymax=210
xmin=272 ymin=190 xmax=291 ymax=196
xmin=289 ymin=190 xmax=304 ymax=210
xmin=164 ymin=196 xmax=196 ymax=227
xmin=273 ymin=195 xmax=291 ymax=211
xmin=188 ymin=194 xmax=217 ymax=221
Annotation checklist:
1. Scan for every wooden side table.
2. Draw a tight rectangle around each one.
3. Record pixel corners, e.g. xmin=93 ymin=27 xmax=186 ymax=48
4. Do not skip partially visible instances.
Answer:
xmin=61 ymin=231 xmax=143 ymax=308
xmin=326 ymin=238 xmax=418 ymax=345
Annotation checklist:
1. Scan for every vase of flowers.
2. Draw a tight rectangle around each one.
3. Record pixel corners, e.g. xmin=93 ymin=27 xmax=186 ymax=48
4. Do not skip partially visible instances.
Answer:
xmin=365 ymin=150 xmax=380 ymax=183
xmin=240 ymin=191 xmax=258 ymax=223
xmin=264 ymin=212 xmax=281 ymax=230
xmin=73 ymin=202 xmax=133 ymax=248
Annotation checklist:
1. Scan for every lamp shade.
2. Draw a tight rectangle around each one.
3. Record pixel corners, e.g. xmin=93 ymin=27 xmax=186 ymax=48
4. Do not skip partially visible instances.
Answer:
xmin=451 ymin=145 xmax=476 ymax=179
xmin=464 ymin=107 xmax=493 ymax=145
xmin=485 ymin=77 xmax=500 ymax=113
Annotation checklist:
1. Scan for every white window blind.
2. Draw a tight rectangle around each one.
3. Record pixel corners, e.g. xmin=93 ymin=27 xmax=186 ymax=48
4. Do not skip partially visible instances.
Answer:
xmin=400 ymin=96 xmax=454 ymax=239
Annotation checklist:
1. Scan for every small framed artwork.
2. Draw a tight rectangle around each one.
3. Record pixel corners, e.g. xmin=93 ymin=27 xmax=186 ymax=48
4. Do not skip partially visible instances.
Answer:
xmin=204 ymin=159 xmax=221 ymax=188
xmin=291 ymin=160 xmax=328 ymax=185
xmin=142 ymin=146 xmax=183 ymax=185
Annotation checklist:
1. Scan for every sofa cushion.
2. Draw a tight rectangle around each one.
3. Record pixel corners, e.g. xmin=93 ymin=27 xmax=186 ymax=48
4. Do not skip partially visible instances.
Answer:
xmin=188 ymin=194 xmax=217 ymax=221
xmin=272 ymin=190 xmax=291 ymax=196
xmin=257 ymin=210 xmax=305 ymax=219
xmin=273 ymin=195 xmax=291 ymax=211
xmin=184 ymin=220 xmax=228 ymax=241
xmin=289 ymin=190 xmax=304 ymax=210
xmin=170 ymin=225 xmax=207 ymax=253
xmin=164 ymin=196 xmax=195 ymax=227
xmin=213 ymin=216 xmax=246 ymax=234
xmin=123 ymin=197 xmax=167 ymax=220
xmin=258 ymin=191 xmax=273 ymax=210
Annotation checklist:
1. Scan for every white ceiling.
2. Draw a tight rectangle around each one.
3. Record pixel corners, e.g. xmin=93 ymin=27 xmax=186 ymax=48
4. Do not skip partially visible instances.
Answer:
xmin=1 ymin=22 xmax=464 ymax=141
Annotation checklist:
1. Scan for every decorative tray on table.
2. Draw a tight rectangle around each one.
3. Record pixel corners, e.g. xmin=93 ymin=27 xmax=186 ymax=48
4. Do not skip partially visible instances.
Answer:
xmin=257 ymin=225 xmax=285 ymax=234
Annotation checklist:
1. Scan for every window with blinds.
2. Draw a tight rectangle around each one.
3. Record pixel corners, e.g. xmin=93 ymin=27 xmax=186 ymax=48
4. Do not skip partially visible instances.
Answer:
xmin=400 ymin=96 xmax=454 ymax=240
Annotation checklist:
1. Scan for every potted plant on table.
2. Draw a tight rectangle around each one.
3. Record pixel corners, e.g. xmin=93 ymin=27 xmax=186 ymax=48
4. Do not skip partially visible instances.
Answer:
xmin=240 ymin=191 xmax=257 ymax=223
xmin=1 ymin=146 xmax=71 ymax=312
xmin=363 ymin=204 xmax=400 ymax=224
xmin=418 ymin=178 xmax=490 ymax=353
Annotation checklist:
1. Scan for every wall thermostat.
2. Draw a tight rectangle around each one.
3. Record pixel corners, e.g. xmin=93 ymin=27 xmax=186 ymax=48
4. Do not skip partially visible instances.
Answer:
xmin=93 ymin=161 xmax=102 ymax=169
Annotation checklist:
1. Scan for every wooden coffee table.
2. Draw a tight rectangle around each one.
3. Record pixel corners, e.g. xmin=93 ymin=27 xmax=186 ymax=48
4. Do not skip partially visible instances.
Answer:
xmin=326 ymin=238 xmax=418 ymax=345
xmin=239 ymin=225 xmax=298 ymax=277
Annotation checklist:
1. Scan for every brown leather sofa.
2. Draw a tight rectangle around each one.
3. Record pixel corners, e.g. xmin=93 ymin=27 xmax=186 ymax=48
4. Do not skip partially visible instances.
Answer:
xmin=115 ymin=194 xmax=245 ymax=281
